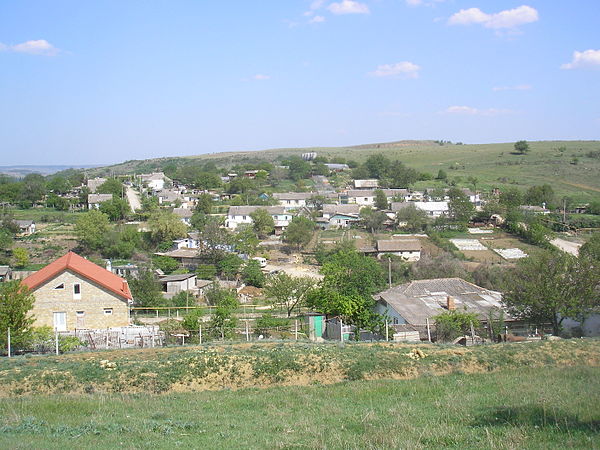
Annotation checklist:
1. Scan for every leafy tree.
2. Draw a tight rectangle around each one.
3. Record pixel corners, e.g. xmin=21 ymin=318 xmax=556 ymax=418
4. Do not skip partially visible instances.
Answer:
xmin=148 ymin=210 xmax=188 ymax=245
xmin=12 ymin=248 xmax=29 ymax=268
xmin=227 ymin=177 xmax=255 ymax=194
xmin=190 ymin=211 xmax=209 ymax=231
xmin=182 ymin=309 xmax=204 ymax=331
xmin=0 ymin=229 xmax=13 ymax=255
xmin=265 ymin=273 xmax=315 ymax=317
xmin=196 ymin=264 xmax=217 ymax=280
xmin=283 ymin=216 xmax=315 ymax=250
xmin=242 ymin=259 xmax=266 ymax=287
xmin=195 ymin=172 xmax=222 ymax=190
xmin=152 ymin=255 xmax=179 ymax=274
xmin=525 ymin=184 xmax=555 ymax=208
xmin=99 ymin=197 xmax=130 ymax=221
xmin=195 ymin=193 xmax=213 ymax=214
xmin=580 ymin=232 xmax=600 ymax=261
xmin=97 ymin=178 xmax=124 ymax=198
xmin=351 ymin=165 xmax=370 ymax=180
xmin=312 ymin=162 xmax=329 ymax=176
xmin=499 ymin=187 xmax=524 ymax=209
xmin=0 ymin=281 xmax=35 ymax=352
xmin=307 ymin=194 xmax=326 ymax=210
xmin=45 ymin=193 xmax=71 ymax=211
xmin=374 ymin=189 xmax=388 ymax=210
xmin=201 ymin=216 xmax=230 ymax=263
xmin=387 ymin=161 xmax=419 ymax=187
xmin=286 ymin=156 xmax=311 ymax=181
xmin=128 ymin=271 xmax=165 ymax=307
xmin=503 ymin=251 xmax=600 ymax=335
xmin=321 ymin=248 xmax=385 ymax=298
xmin=395 ymin=203 xmax=429 ymax=232
xmin=360 ymin=207 xmax=387 ymax=234
xmin=447 ymin=187 xmax=474 ymax=223
xmin=434 ymin=311 xmax=481 ymax=342
xmin=514 ymin=140 xmax=530 ymax=155
xmin=436 ymin=169 xmax=448 ymax=180
xmin=365 ymin=154 xmax=390 ymax=179
xmin=102 ymin=225 xmax=142 ymax=259
xmin=20 ymin=173 xmax=46 ymax=206
xmin=467 ymin=176 xmax=479 ymax=191
xmin=254 ymin=313 xmax=291 ymax=337
xmin=250 ymin=208 xmax=275 ymax=238
xmin=75 ymin=210 xmax=110 ymax=252
xmin=231 ymin=225 xmax=259 ymax=256
xmin=209 ymin=292 xmax=239 ymax=339
xmin=47 ymin=176 xmax=72 ymax=195
xmin=218 ymin=254 xmax=244 ymax=279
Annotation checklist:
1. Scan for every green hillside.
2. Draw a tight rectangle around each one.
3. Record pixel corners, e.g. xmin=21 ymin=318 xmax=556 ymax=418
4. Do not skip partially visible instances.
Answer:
xmin=90 ymin=140 xmax=600 ymax=201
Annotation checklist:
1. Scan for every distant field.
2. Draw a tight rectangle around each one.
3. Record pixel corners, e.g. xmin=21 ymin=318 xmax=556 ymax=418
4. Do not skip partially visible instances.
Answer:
xmin=0 ymin=365 xmax=597 ymax=448
xmin=90 ymin=140 xmax=600 ymax=201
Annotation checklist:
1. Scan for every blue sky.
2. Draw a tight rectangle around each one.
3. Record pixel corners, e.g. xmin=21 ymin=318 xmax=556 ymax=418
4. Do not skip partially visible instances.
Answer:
xmin=1 ymin=1 xmax=599 ymax=165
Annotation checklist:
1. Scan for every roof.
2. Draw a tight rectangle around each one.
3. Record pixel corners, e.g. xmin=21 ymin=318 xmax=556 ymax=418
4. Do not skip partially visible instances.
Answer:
xmin=196 ymin=279 xmax=213 ymax=289
xmin=391 ymin=202 xmax=414 ymax=211
xmin=377 ymin=239 xmax=421 ymax=252
xmin=88 ymin=193 xmax=113 ymax=203
xmin=159 ymin=273 xmax=196 ymax=283
xmin=324 ymin=163 xmax=349 ymax=170
xmin=415 ymin=201 xmax=449 ymax=212
xmin=21 ymin=252 xmax=132 ymax=300
xmin=155 ymin=249 xmax=201 ymax=259
xmin=347 ymin=190 xmax=376 ymax=198
xmin=273 ymin=192 xmax=314 ymax=200
xmin=0 ymin=266 xmax=11 ymax=276
xmin=323 ymin=204 xmax=361 ymax=215
xmin=376 ymin=278 xmax=506 ymax=326
xmin=173 ymin=207 xmax=193 ymax=218
xmin=354 ymin=179 xmax=379 ymax=188
xmin=14 ymin=219 xmax=34 ymax=227
xmin=228 ymin=206 xmax=286 ymax=216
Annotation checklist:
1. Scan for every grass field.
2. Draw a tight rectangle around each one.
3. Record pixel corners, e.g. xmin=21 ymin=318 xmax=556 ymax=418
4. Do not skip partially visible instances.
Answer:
xmin=0 ymin=366 xmax=597 ymax=448
xmin=92 ymin=140 xmax=600 ymax=201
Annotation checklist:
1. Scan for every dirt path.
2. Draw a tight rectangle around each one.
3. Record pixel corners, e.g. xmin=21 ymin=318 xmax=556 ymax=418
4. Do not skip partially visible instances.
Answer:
xmin=551 ymin=238 xmax=581 ymax=256
xmin=559 ymin=181 xmax=600 ymax=193
xmin=126 ymin=185 xmax=142 ymax=212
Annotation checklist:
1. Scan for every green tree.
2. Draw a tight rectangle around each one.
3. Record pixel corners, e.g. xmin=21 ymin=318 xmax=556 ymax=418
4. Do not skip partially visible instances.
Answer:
xmin=209 ymin=292 xmax=239 ymax=339
xmin=250 ymin=208 xmax=275 ymax=238
xmin=20 ymin=173 xmax=46 ymax=206
xmin=128 ymin=271 xmax=165 ymax=307
xmin=436 ymin=169 xmax=448 ymax=180
xmin=218 ymin=254 xmax=244 ymax=279
xmin=265 ymin=273 xmax=315 ymax=317
xmin=286 ymin=156 xmax=311 ymax=181
xmin=374 ymin=189 xmax=388 ymax=210
xmin=360 ymin=207 xmax=387 ymax=234
xmin=182 ymin=309 xmax=205 ymax=331
xmin=387 ymin=161 xmax=419 ymax=187
xmin=75 ymin=210 xmax=110 ymax=252
xmin=152 ymin=255 xmax=179 ymax=274
xmin=283 ymin=216 xmax=315 ymax=250
xmin=365 ymin=154 xmax=390 ymax=179
xmin=195 ymin=193 xmax=213 ymax=214
xmin=47 ymin=176 xmax=72 ymax=195
xmin=580 ymin=232 xmax=600 ymax=261
xmin=503 ymin=251 xmax=600 ymax=335
xmin=395 ymin=203 xmax=429 ymax=232
xmin=321 ymin=248 xmax=385 ymax=298
xmin=514 ymin=140 xmax=530 ymax=155
xmin=99 ymin=197 xmax=129 ymax=221
xmin=12 ymin=248 xmax=29 ymax=268
xmin=525 ymin=184 xmax=555 ymax=208
xmin=231 ymin=225 xmax=259 ymax=256
xmin=148 ymin=210 xmax=188 ymax=245
xmin=499 ymin=187 xmax=523 ymax=209
xmin=242 ymin=259 xmax=266 ymax=287
xmin=447 ymin=187 xmax=474 ymax=223
xmin=0 ymin=281 xmax=35 ymax=352
xmin=97 ymin=178 xmax=124 ymax=198
xmin=434 ymin=311 xmax=481 ymax=342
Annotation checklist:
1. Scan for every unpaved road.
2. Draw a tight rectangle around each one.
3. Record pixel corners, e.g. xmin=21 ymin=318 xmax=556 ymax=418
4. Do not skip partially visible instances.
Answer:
xmin=551 ymin=238 xmax=581 ymax=256
xmin=126 ymin=185 xmax=142 ymax=212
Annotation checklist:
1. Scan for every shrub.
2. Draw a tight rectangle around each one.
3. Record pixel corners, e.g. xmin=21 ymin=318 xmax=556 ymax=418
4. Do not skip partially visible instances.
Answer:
xmin=434 ymin=311 xmax=480 ymax=342
xmin=254 ymin=314 xmax=291 ymax=337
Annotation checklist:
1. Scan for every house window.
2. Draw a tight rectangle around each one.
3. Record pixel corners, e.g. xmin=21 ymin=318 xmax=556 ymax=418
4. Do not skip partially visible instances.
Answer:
xmin=243 ymin=216 xmax=247 ymax=220
xmin=104 ymin=308 xmax=113 ymax=315
xmin=73 ymin=283 xmax=81 ymax=299
xmin=54 ymin=283 xmax=65 ymax=290
xmin=393 ymin=317 xmax=399 ymax=325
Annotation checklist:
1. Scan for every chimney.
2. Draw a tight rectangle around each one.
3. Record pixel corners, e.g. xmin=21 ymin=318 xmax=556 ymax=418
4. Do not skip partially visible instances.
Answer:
xmin=447 ymin=296 xmax=455 ymax=311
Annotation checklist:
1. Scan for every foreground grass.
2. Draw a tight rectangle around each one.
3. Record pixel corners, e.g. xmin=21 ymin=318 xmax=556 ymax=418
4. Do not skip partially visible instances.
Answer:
xmin=1 ymin=339 xmax=599 ymax=397
xmin=0 ymin=366 xmax=597 ymax=449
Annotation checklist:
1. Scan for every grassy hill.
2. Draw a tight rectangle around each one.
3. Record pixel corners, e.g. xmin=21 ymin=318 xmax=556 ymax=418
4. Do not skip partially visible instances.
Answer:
xmin=89 ymin=140 xmax=600 ymax=201
xmin=0 ymin=340 xmax=598 ymax=448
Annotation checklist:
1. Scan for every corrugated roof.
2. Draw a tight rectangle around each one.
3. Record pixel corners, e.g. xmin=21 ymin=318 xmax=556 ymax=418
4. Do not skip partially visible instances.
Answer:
xmin=323 ymin=204 xmax=361 ymax=215
xmin=159 ymin=273 xmax=196 ymax=283
xmin=21 ymin=252 xmax=132 ymax=300
xmin=377 ymin=239 xmax=421 ymax=252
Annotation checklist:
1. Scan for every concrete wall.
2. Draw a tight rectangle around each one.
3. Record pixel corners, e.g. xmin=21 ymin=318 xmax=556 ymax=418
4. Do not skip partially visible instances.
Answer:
xmin=29 ymin=270 xmax=129 ymax=331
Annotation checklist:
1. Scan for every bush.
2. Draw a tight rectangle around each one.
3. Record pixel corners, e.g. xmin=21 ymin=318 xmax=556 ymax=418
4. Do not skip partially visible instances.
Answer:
xmin=29 ymin=327 xmax=87 ymax=353
xmin=254 ymin=313 xmax=291 ymax=337
xmin=434 ymin=311 xmax=480 ymax=342
xmin=182 ymin=309 xmax=205 ymax=332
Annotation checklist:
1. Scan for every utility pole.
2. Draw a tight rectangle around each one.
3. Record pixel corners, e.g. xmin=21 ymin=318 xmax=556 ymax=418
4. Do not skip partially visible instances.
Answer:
xmin=340 ymin=318 xmax=344 ymax=343
xmin=385 ymin=321 xmax=389 ymax=341
xmin=7 ymin=328 xmax=11 ymax=358
xmin=388 ymin=257 xmax=392 ymax=288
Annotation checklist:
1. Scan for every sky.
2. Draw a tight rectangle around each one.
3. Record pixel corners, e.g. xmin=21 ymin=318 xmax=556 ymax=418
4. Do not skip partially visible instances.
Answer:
xmin=1 ymin=0 xmax=599 ymax=166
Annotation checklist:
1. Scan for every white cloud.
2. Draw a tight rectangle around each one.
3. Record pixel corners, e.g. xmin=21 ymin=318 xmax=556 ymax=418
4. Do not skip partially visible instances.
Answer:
xmin=406 ymin=0 xmax=446 ymax=7
xmin=0 ymin=39 xmax=59 ymax=56
xmin=493 ymin=84 xmax=532 ymax=91
xmin=328 ymin=1 xmax=370 ymax=15
xmin=448 ymin=5 xmax=538 ymax=30
xmin=309 ymin=15 xmax=326 ymax=24
xmin=561 ymin=49 xmax=600 ymax=70
xmin=444 ymin=105 xmax=513 ymax=116
xmin=253 ymin=74 xmax=271 ymax=80
xmin=369 ymin=61 xmax=420 ymax=78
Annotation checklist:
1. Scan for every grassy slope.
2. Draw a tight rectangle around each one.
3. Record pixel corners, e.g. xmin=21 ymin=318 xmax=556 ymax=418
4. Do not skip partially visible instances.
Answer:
xmin=92 ymin=140 xmax=600 ymax=201
xmin=0 ymin=366 xmax=598 ymax=448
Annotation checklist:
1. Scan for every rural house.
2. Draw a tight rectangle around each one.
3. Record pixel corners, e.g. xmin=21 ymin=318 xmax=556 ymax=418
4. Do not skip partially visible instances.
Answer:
xmin=173 ymin=207 xmax=193 ymax=225
xmin=225 ymin=206 xmax=292 ymax=232
xmin=14 ymin=219 xmax=36 ymax=235
xmin=353 ymin=179 xmax=379 ymax=189
xmin=374 ymin=239 xmax=421 ymax=261
xmin=159 ymin=273 xmax=197 ymax=298
xmin=140 ymin=172 xmax=171 ymax=191
xmin=21 ymin=252 xmax=133 ymax=331
xmin=86 ymin=177 xmax=106 ymax=193
xmin=322 ymin=204 xmax=361 ymax=228
xmin=273 ymin=192 xmax=314 ymax=210
xmin=374 ymin=278 xmax=511 ymax=339
xmin=88 ymin=193 xmax=113 ymax=209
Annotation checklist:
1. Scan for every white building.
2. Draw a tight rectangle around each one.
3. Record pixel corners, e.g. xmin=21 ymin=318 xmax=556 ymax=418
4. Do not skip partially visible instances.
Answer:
xmin=226 ymin=206 xmax=292 ymax=232
xmin=140 ymin=172 xmax=171 ymax=192
xmin=273 ymin=192 xmax=314 ymax=210
xmin=414 ymin=201 xmax=449 ymax=217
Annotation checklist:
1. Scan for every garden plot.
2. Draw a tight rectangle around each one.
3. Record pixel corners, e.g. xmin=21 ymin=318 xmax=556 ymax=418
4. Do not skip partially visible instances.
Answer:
xmin=494 ymin=248 xmax=528 ymax=260
xmin=450 ymin=239 xmax=488 ymax=251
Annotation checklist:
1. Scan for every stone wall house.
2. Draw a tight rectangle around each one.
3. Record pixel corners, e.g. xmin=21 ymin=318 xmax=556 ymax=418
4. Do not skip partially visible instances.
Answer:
xmin=21 ymin=252 xmax=132 ymax=331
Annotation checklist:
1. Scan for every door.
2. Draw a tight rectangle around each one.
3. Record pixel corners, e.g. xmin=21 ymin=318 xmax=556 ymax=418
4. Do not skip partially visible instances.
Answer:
xmin=76 ymin=311 xmax=85 ymax=329
xmin=53 ymin=312 xmax=67 ymax=331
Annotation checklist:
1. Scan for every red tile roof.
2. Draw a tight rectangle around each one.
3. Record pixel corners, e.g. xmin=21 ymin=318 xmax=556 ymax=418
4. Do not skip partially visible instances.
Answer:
xmin=21 ymin=252 xmax=132 ymax=300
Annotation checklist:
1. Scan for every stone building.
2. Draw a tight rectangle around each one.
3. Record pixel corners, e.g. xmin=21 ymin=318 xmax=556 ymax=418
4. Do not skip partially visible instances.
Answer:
xmin=21 ymin=252 xmax=133 ymax=331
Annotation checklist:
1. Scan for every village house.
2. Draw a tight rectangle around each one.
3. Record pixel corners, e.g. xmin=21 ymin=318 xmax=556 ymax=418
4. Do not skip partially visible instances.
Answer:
xmin=520 ymin=205 xmax=551 ymax=215
xmin=321 ymin=204 xmax=361 ymax=228
xmin=88 ymin=193 xmax=113 ymax=209
xmin=373 ymin=239 xmax=422 ymax=261
xmin=14 ymin=219 xmax=36 ymax=235
xmin=324 ymin=163 xmax=349 ymax=172
xmin=154 ymin=248 xmax=203 ymax=269
xmin=156 ymin=189 xmax=190 ymax=208
xmin=21 ymin=252 xmax=133 ymax=331
xmin=353 ymin=179 xmax=379 ymax=189
xmin=225 ymin=206 xmax=292 ymax=233
xmin=159 ymin=273 xmax=197 ymax=298
xmin=172 ymin=232 xmax=201 ymax=250
xmin=344 ymin=189 xmax=417 ymax=207
xmin=414 ymin=201 xmax=449 ymax=217
xmin=140 ymin=172 xmax=171 ymax=192
xmin=272 ymin=192 xmax=314 ymax=210
xmin=86 ymin=177 xmax=106 ymax=193
xmin=173 ymin=207 xmax=193 ymax=226
xmin=374 ymin=278 xmax=511 ymax=340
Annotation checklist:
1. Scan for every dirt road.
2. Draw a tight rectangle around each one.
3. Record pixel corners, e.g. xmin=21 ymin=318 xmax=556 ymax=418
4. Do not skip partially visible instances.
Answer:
xmin=550 ymin=237 xmax=581 ymax=256
xmin=126 ymin=185 xmax=142 ymax=212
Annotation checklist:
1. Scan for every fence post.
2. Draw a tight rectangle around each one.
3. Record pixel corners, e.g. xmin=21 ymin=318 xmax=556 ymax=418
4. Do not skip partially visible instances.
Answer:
xmin=7 ymin=327 xmax=11 ymax=358
xmin=295 ymin=320 xmax=298 ymax=341
xmin=426 ymin=318 xmax=431 ymax=342
xmin=245 ymin=320 xmax=249 ymax=342
xmin=340 ymin=318 xmax=344 ymax=343
xmin=55 ymin=330 xmax=59 ymax=355
xmin=385 ymin=321 xmax=389 ymax=342
xmin=199 ymin=325 xmax=202 ymax=345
